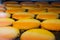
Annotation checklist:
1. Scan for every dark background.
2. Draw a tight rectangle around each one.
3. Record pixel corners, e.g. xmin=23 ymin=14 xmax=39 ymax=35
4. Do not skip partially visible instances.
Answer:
xmin=3 ymin=0 xmax=60 ymax=1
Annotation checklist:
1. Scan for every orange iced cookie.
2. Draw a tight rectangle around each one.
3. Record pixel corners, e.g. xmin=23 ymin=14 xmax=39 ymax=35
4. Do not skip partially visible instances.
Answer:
xmin=12 ymin=12 xmax=34 ymax=19
xmin=0 ymin=38 xmax=12 ymax=40
xmin=36 ymin=12 xmax=58 ymax=20
xmin=4 ymin=1 xmax=18 ymax=4
xmin=0 ymin=4 xmax=5 ymax=8
xmin=28 ymin=9 xmax=46 ymax=15
xmin=20 ymin=2 xmax=33 ymax=4
xmin=21 ymin=29 xmax=55 ymax=40
xmin=41 ymin=19 xmax=60 ymax=31
xmin=20 ymin=2 xmax=36 ymax=9
xmin=0 ymin=8 xmax=5 ymax=12
xmin=51 ymin=2 xmax=60 ymax=6
xmin=48 ymin=8 xmax=60 ymax=13
xmin=6 ymin=4 xmax=21 ymax=8
xmin=13 ymin=19 xmax=40 ymax=29
xmin=6 ymin=6 xmax=21 ymax=10
xmin=0 ymin=12 xmax=10 ymax=18
xmin=35 ymin=2 xmax=48 ymax=5
xmin=0 ymin=18 xmax=14 ymax=26
xmin=0 ymin=27 xmax=19 ymax=39
xmin=35 ymin=2 xmax=49 ymax=9
xmin=6 ymin=9 xmax=25 ymax=14
xmin=6 ymin=4 xmax=20 ymax=6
